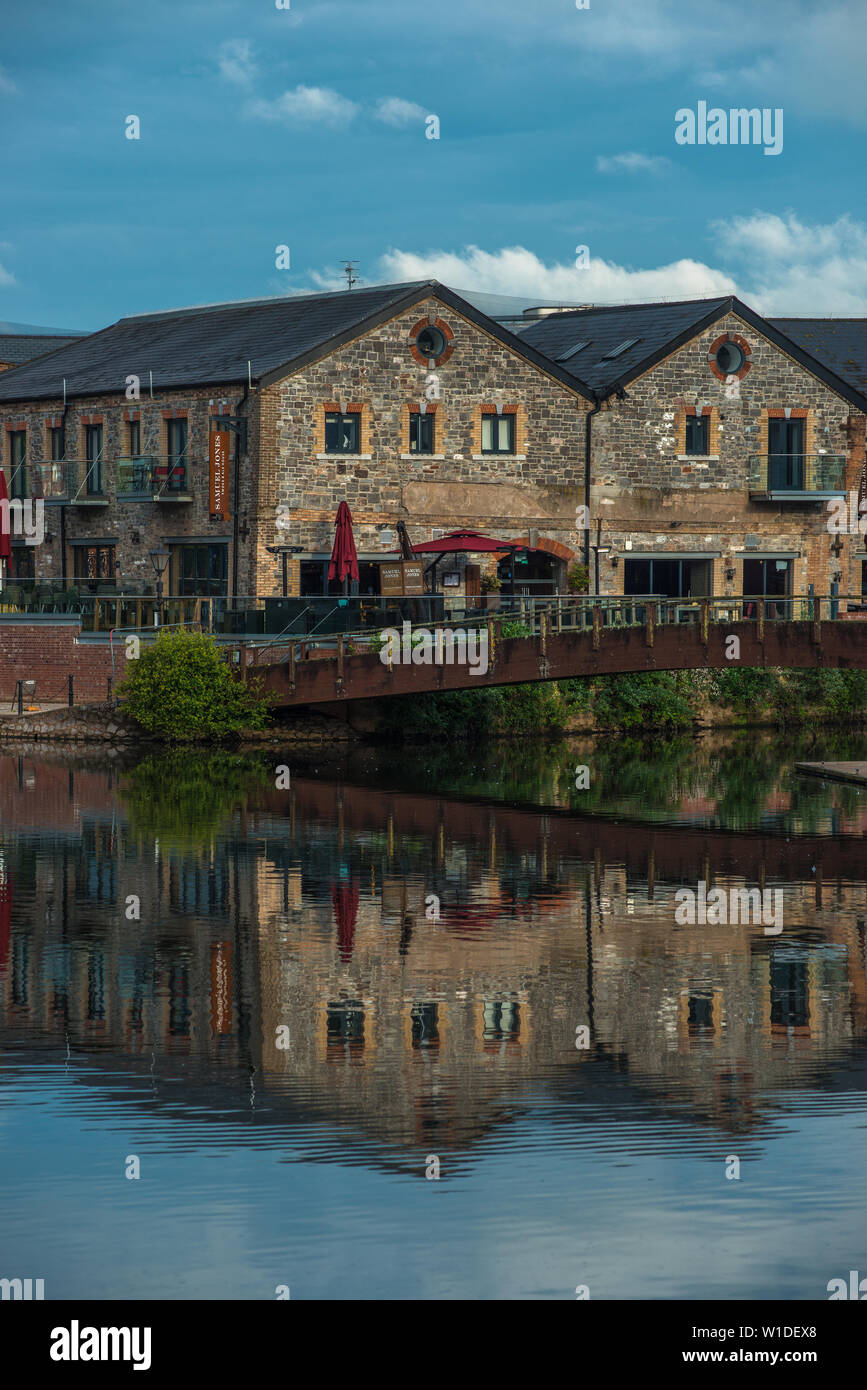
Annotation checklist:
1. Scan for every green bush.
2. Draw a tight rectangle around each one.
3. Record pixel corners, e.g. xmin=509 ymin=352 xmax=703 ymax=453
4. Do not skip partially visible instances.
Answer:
xmin=118 ymin=630 xmax=272 ymax=740
xmin=591 ymin=671 xmax=695 ymax=731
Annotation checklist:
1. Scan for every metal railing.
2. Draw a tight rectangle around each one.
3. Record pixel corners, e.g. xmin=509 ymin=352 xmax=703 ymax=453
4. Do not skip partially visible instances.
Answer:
xmin=116 ymin=454 xmax=192 ymax=498
xmin=748 ymin=453 xmax=846 ymax=496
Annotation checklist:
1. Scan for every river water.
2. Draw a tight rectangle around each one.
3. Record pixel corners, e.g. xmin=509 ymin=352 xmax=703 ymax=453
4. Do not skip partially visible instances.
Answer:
xmin=1 ymin=729 xmax=866 ymax=1300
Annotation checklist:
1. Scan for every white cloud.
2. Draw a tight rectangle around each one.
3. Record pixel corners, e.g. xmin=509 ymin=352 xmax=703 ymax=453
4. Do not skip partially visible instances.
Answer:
xmin=0 ymin=262 xmax=16 ymax=287
xmin=247 ymin=85 xmax=360 ymax=126
xmin=311 ymin=244 xmax=737 ymax=303
xmin=712 ymin=211 xmax=867 ymax=314
xmin=218 ymin=39 xmax=256 ymax=87
xmin=373 ymin=97 xmax=427 ymax=127
xmin=595 ymin=152 xmax=672 ymax=175
xmin=306 ymin=213 xmax=867 ymax=314
xmin=0 ymin=64 xmax=16 ymax=95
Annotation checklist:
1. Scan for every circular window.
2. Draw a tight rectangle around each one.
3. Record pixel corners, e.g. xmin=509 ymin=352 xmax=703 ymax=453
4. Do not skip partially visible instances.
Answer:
xmin=714 ymin=340 xmax=745 ymax=376
xmin=416 ymin=324 xmax=447 ymax=360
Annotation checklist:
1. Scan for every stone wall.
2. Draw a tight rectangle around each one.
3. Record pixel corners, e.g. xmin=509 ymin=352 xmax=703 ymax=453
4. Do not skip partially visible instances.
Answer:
xmin=591 ymin=312 xmax=867 ymax=598
xmin=259 ymin=295 xmax=590 ymax=594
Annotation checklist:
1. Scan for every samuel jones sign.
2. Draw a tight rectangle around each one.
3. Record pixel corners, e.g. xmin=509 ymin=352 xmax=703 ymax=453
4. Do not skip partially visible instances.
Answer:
xmin=380 ymin=561 xmax=424 ymax=596
xmin=209 ymin=430 xmax=230 ymax=520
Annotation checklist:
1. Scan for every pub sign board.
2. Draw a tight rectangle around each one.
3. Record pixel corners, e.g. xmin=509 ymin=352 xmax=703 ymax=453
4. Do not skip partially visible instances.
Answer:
xmin=209 ymin=431 xmax=230 ymax=519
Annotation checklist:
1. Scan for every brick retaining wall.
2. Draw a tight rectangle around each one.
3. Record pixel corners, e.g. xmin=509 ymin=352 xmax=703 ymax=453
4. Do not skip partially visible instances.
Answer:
xmin=0 ymin=620 xmax=128 ymax=703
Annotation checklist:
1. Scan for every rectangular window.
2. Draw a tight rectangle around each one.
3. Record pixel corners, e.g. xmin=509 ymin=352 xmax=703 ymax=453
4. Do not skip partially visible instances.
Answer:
xmin=74 ymin=544 xmax=116 ymax=586
xmin=175 ymin=543 xmax=228 ymax=597
xmin=48 ymin=426 xmax=64 ymax=460
xmin=325 ymin=411 xmax=361 ymax=454
xmin=84 ymin=424 xmax=104 ymax=494
xmin=685 ymin=414 xmax=709 ymax=455
xmin=862 ymin=560 xmax=867 ymax=598
xmin=481 ymin=412 xmax=515 ymax=454
xmin=9 ymin=429 xmax=26 ymax=499
xmin=408 ymin=411 xmax=434 ymax=454
xmin=128 ymin=419 xmax=140 ymax=456
xmin=165 ymin=418 xmax=188 ymax=491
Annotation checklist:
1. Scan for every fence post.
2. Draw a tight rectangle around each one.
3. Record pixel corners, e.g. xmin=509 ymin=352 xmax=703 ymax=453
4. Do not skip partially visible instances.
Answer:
xmin=645 ymin=603 xmax=656 ymax=648
xmin=700 ymin=599 xmax=709 ymax=646
xmin=68 ymin=674 xmax=74 ymax=707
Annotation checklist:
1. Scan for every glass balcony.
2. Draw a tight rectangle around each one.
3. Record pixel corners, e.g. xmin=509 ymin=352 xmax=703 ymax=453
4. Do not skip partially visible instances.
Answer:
xmin=116 ymin=455 xmax=193 ymax=501
xmin=31 ymin=459 xmax=108 ymax=505
xmin=748 ymin=453 xmax=846 ymax=499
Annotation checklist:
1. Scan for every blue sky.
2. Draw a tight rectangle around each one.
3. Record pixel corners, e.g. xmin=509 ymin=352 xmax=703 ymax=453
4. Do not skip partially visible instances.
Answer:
xmin=2 ymin=0 xmax=867 ymax=330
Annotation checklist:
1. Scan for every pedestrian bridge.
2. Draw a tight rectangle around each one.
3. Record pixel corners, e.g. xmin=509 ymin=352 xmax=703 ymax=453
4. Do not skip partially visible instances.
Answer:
xmin=242 ymin=595 xmax=867 ymax=709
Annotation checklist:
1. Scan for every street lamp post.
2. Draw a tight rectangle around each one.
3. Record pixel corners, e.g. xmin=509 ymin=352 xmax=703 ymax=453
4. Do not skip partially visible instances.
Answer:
xmin=149 ymin=546 xmax=171 ymax=626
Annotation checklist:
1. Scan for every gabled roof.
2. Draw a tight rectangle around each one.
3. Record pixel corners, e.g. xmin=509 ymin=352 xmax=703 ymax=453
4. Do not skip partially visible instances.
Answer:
xmin=0 ymin=334 xmax=83 ymax=366
xmin=770 ymin=318 xmax=867 ymax=398
xmin=0 ymin=281 xmax=594 ymax=404
xmin=516 ymin=295 xmax=867 ymax=412
xmin=514 ymin=297 xmax=732 ymax=393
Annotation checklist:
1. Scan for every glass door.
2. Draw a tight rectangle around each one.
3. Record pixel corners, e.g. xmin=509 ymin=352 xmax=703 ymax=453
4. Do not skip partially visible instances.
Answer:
xmin=768 ymin=418 xmax=805 ymax=491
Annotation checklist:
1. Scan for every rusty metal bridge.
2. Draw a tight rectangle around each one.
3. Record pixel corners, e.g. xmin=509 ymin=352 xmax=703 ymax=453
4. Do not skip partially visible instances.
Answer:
xmin=239 ymin=595 xmax=867 ymax=710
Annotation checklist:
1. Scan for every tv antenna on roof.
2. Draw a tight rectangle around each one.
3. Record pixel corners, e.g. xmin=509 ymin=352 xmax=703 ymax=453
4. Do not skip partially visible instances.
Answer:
xmin=342 ymin=261 xmax=359 ymax=290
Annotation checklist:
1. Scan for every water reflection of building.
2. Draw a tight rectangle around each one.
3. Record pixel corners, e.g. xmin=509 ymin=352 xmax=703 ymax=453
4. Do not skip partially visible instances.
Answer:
xmin=2 ymin=753 xmax=867 ymax=1155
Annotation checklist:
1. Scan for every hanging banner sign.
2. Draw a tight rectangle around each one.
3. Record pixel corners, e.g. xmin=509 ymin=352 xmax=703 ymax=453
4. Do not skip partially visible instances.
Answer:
xmin=209 ymin=431 xmax=230 ymax=519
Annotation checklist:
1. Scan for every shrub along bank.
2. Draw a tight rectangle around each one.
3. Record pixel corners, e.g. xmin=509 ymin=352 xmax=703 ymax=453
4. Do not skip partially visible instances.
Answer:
xmin=372 ymin=667 xmax=867 ymax=739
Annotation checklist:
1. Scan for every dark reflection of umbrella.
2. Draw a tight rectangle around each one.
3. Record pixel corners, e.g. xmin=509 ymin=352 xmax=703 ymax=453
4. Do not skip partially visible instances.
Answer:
xmin=0 ymin=871 xmax=12 ymax=974
xmin=328 ymin=501 xmax=359 ymax=594
xmin=331 ymin=879 xmax=359 ymax=963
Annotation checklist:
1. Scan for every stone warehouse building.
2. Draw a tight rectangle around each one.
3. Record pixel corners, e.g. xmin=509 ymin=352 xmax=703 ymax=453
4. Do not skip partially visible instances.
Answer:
xmin=515 ymin=297 xmax=867 ymax=604
xmin=0 ymin=281 xmax=865 ymax=605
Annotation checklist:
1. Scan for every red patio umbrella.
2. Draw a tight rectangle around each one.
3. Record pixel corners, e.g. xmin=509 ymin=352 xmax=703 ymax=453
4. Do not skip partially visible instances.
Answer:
xmin=328 ymin=501 xmax=359 ymax=590
xmin=409 ymin=529 xmax=517 ymax=554
xmin=332 ymin=878 xmax=360 ymax=963
xmin=0 ymin=468 xmax=12 ymax=572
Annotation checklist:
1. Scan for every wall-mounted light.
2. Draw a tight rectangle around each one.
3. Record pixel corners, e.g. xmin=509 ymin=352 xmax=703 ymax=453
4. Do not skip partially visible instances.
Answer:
xmin=611 ymin=554 xmax=619 ymax=568
xmin=725 ymin=566 xmax=736 ymax=581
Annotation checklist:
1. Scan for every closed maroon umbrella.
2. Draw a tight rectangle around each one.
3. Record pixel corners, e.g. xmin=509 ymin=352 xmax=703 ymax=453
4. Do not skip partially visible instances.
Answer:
xmin=328 ymin=501 xmax=359 ymax=590
xmin=0 ymin=469 xmax=12 ymax=568
xmin=332 ymin=879 xmax=360 ymax=963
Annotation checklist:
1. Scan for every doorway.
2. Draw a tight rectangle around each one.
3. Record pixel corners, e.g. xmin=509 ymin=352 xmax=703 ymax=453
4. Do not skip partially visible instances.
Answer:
xmin=742 ymin=557 xmax=792 ymax=618
xmin=768 ymin=418 xmax=805 ymax=491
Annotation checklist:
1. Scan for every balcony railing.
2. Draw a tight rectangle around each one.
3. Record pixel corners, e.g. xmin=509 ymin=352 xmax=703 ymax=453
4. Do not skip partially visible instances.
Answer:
xmin=32 ymin=458 xmax=108 ymax=504
xmin=748 ymin=453 xmax=846 ymax=499
xmin=117 ymin=455 xmax=192 ymax=500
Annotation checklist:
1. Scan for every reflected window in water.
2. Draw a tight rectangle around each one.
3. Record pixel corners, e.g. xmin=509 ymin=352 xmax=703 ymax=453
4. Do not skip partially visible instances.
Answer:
xmin=169 ymin=856 xmax=230 ymax=917
xmin=688 ymin=993 xmax=715 ymax=1035
xmin=482 ymin=999 xmax=521 ymax=1053
xmin=411 ymin=1003 xmax=439 ymax=1051
xmin=168 ymin=964 xmax=191 ymax=1037
xmin=87 ymin=951 xmax=106 ymax=1023
xmin=11 ymin=936 xmax=29 ymax=1009
xmin=327 ymin=1000 xmax=365 ymax=1057
xmin=771 ymin=957 xmax=810 ymax=1032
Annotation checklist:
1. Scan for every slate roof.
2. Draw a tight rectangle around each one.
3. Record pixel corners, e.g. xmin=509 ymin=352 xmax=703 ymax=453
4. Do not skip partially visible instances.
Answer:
xmin=513 ymin=297 xmax=733 ymax=394
xmin=0 ymin=334 xmax=83 ymax=366
xmin=514 ymin=295 xmax=867 ymax=412
xmin=770 ymin=319 xmax=867 ymax=398
xmin=0 ymin=281 xmax=594 ymax=404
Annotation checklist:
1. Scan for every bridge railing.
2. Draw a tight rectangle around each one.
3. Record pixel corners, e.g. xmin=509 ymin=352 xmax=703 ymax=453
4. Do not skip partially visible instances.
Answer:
xmin=242 ymin=592 xmax=867 ymax=669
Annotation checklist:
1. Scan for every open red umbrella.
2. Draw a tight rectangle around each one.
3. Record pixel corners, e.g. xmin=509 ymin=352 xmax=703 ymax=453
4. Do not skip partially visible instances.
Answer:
xmin=328 ymin=501 xmax=359 ymax=589
xmin=0 ymin=468 xmax=12 ymax=568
